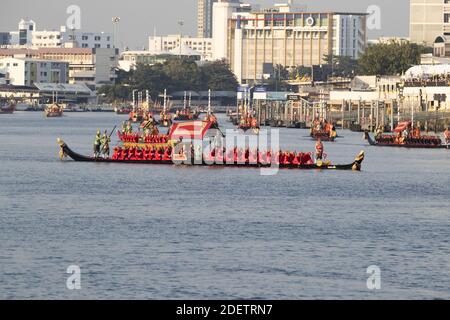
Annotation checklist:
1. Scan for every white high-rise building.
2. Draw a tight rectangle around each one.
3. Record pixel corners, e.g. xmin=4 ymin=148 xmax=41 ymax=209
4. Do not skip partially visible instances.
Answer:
xmin=201 ymin=0 xmax=244 ymax=39
xmin=149 ymin=35 xmax=213 ymax=60
xmin=4 ymin=19 xmax=113 ymax=49
xmin=212 ymin=0 xmax=248 ymax=60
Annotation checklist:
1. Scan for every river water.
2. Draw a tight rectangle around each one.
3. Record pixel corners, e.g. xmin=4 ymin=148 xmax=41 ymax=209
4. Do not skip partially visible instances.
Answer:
xmin=0 ymin=112 xmax=449 ymax=299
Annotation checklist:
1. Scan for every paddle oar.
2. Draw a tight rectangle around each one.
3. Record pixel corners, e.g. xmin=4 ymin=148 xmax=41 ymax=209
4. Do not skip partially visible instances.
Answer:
xmin=217 ymin=127 xmax=226 ymax=138
xmin=109 ymin=125 xmax=117 ymax=139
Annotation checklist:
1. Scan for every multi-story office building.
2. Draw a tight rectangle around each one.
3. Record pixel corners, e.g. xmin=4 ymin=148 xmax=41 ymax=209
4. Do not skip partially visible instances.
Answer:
xmin=212 ymin=0 xmax=249 ymax=60
xmin=410 ymin=0 xmax=450 ymax=46
xmin=198 ymin=0 xmax=241 ymax=38
xmin=0 ymin=32 xmax=11 ymax=46
xmin=5 ymin=19 xmax=113 ymax=49
xmin=198 ymin=0 xmax=217 ymax=38
xmin=218 ymin=3 xmax=367 ymax=83
xmin=0 ymin=48 xmax=118 ymax=88
xmin=149 ymin=35 xmax=213 ymax=60
xmin=118 ymin=51 xmax=172 ymax=71
xmin=0 ymin=57 xmax=69 ymax=86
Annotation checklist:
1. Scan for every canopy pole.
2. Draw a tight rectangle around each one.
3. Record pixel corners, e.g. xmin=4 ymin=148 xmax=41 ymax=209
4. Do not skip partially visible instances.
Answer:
xmin=163 ymin=89 xmax=167 ymax=113
xmin=208 ymin=89 xmax=211 ymax=114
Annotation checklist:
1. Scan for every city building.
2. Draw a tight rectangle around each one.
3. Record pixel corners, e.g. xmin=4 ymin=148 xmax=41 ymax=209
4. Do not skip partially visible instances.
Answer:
xmin=198 ymin=0 xmax=242 ymax=38
xmin=198 ymin=0 xmax=217 ymax=38
xmin=0 ymin=72 xmax=6 ymax=85
xmin=410 ymin=0 xmax=450 ymax=46
xmin=417 ymin=36 xmax=450 ymax=65
xmin=212 ymin=0 xmax=251 ymax=61
xmin=218 ymin=2 xmax=367 ymax=83
xmin=3 ymin=19 xmax=113 ymax=49
xmin=0 ymin=32 xmax=11 ymax=46
xmin=60 ymin=26 xmax=113 ymax=49
xmin=149 ymin=35 xmax=213 ymax=60
xmin=0 ymin=82 xmax=94 ymax=104
xmin=0 ymin=57 xmax=69 ymax=86
xmin=329 ymin=76 xmax=401 ymax=103
xmin=118 ymin=50 xmax=173 ymax=71
xmin=0 ymin=48 xmax=118 ymax=89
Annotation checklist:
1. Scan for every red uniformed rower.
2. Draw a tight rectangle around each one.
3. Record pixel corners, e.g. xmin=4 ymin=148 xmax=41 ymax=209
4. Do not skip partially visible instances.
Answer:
xmin=444 ymin=127 xmax=450 ymax=145
xmin=315 ymin=138 xmax=324 ymax=161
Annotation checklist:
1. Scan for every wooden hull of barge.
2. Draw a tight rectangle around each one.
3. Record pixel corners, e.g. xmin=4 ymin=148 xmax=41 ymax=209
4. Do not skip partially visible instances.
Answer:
xmin=57 ymin=139 xmax=364 ymax=171
xmin=310 ymin=134 xmax=336 ymax=142
xmin=45 ymin=111 xmax=63 ymax=117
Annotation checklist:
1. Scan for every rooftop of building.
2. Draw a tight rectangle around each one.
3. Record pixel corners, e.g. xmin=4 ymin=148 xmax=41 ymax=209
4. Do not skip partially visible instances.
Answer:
xmin=0 ymin=56 xmax=69 ymax=64
xmin=233 ymin=10 xmax=368 ymax=16
xmin=0 ymin=47 xmax=118 ymax=56
xmin=33 ymin=82 xmax=92 ymax=94
xmin=168 ymin=44 xmax=202 ymax=56
xmin=0 ymin=48 xmax=93 ymax=55
xmin=121 ymin=50 xmax=171 ymax=56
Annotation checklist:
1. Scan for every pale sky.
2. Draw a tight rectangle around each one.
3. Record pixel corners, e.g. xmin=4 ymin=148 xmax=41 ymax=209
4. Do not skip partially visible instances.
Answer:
xmin=0 ymin=0 xmax=409 ymax=49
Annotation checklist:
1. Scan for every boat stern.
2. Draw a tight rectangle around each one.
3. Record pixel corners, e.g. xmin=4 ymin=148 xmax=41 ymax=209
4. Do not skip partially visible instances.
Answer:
xmin=352 ymin=150 xmax=365 ymax=171
xmin=57 ymin=138 xmax=67 ymax=160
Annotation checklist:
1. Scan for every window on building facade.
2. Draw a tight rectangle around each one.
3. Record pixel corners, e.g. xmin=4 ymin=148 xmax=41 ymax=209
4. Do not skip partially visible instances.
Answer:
xmin=445 ymin=13 xmax=450 ymax=23
xmin=273 ymin=14 xmax=284 ymax=27
xmin=286 ymin=14 xmax=294 ymax=27
xmin=264 ymin=14 xmax=272 ymax=27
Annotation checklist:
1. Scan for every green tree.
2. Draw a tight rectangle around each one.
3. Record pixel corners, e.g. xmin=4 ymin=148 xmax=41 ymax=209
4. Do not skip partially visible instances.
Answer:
xmin=97 ymin=84 xmax=132 ymax=102
xmin=162 ymin=58 xmax=202 ymax=92
xmin=323 ymin=54 xmax=358 ymax=77
xmin=101 ymin=58 xmax=239 ymax=102
xmin=200 ymin=60 xmax=239 ymax=91
xmin=115 ymin=68 xmax=133 ymax=84
xmin=358 ymin=40 xmax=431 ymax=75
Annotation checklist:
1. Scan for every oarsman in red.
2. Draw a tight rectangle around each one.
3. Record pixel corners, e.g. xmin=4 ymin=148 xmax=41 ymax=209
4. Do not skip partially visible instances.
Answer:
xmin=315 ymin=139 xmax=324 ymax=161
xmin=444 ymin=127 xmax=450 ymax=145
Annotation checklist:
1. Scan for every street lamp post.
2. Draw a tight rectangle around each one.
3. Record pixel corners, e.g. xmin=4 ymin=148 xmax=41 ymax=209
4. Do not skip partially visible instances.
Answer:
xmin=112 ymin=17 xmax=121 ymax=49
xmin=178 ymin=20 xmax=184 ymax=59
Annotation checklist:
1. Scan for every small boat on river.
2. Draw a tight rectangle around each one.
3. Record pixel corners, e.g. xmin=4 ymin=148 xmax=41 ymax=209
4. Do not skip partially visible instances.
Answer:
xmin=173 ymin=107 xmax=200 ymax=121
xmin=310 ymin=119 xmax=337 ymax=142
xmin=45 ymin=104 xmax=63 ymax=117
xmin=0 ymin=101 xmax=16 ymax=114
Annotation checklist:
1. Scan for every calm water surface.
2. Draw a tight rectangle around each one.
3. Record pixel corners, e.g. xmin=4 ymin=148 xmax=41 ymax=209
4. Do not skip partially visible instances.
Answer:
xmin=0 ymin=112 xmax=449 ymax=299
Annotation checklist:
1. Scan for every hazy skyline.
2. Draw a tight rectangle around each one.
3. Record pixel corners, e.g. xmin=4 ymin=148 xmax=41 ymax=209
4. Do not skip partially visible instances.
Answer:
xmin=1 ymin=0 xmax=409 ymax=49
